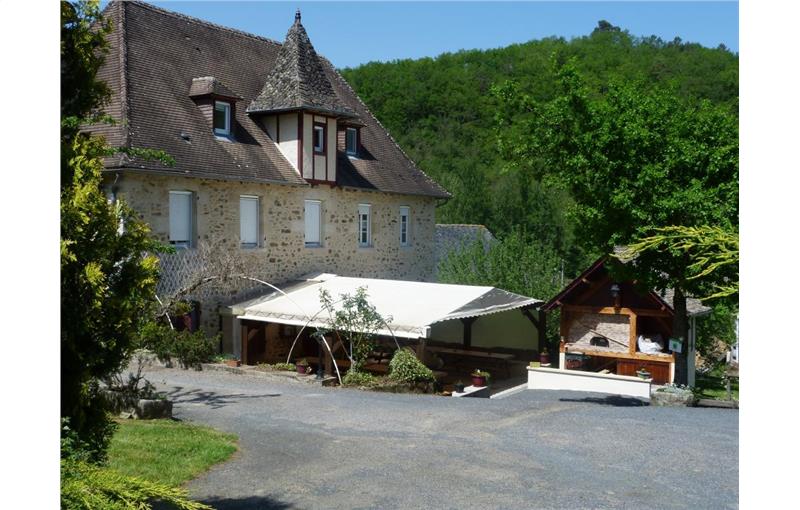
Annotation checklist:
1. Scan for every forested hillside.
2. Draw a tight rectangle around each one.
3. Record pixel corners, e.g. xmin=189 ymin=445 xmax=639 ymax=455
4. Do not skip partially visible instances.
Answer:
xmin=340 ymin=21 xmax=738 ymax=275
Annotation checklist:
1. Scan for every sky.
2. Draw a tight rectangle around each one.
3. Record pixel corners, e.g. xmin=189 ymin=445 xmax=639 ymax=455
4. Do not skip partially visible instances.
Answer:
xmin=131 ymin=1 xmax=739 ymax=68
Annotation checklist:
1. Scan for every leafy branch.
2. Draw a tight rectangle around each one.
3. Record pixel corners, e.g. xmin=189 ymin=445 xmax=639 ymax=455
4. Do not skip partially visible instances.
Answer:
xmin=616 ymin=225 xmax=739 ymax=300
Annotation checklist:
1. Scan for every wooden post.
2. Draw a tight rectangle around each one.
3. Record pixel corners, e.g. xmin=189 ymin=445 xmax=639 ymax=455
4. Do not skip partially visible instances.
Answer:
xmin=628 ymin=312 xmax=638 ymax=357
xmin=241 ymin=322 xmax=249 ymax=366
xmin=461 ymin=317 xmax=476 ymax=348
xmin=416 ymin=338 xmax=428 ymax=365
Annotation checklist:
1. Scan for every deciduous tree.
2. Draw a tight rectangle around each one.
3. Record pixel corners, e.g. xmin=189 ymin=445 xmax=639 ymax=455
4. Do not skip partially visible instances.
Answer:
xmin=494 ymin=59 xmax=738 ymax=383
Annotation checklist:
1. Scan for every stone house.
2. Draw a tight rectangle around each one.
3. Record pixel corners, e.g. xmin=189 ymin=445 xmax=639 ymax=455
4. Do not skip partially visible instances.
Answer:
xmin=92 ymin=2 xmax=450 ymax=341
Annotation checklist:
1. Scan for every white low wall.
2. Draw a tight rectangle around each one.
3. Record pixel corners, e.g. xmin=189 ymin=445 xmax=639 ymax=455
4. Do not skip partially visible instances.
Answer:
xmin=527 ymin=367 xmax=651 ymax=399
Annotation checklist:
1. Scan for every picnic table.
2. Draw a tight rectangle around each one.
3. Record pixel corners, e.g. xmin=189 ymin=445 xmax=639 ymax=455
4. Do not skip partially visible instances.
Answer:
xmin=425 ymin=346 xmax=516 ymax=377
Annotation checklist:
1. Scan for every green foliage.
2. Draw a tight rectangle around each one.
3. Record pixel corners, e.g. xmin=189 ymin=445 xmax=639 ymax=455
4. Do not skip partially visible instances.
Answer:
xmin=257 ymin=362 xmax=296 ymax=372
xmin=389 ymin=348 xmax=436 ymax=384
xmin=61 ymin=0 xmax=110 ymax=123
xmin=61 ymin=458 xmax=212 ymax=510
xmin=471 ymin=369 xmax=491 ymax=381
xmin=617 ymin=225 xmax=739 ymax=300
xmin=317 ymin=287 xmax=390 ymax=372
xmin=108 ymin=420 xmax=238 ymax=487
xmin=697 ymin=302 xmax=738 ymax=360
xmin=341 ymin=24 xmax=737 ymax=276
xmin=342 ymin=370 xmax=378 ymax=387
xmin=60 ymin=0 xmax=170 ymax=460
xmin=138 ymin=322 xmax=218 ymax=369
xmin=439 ymin=229 xmax=568 ymax=303
xmin=438 ymin=230 xmax=570 ymax=341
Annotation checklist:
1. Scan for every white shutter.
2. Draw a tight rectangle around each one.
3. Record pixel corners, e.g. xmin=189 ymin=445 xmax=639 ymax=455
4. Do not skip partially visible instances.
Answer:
xmin=304 ymin=200 xmax=321 ymax=245
xmin=358 ymin=204 xmax=371 ymax=247
xmin=240 ymin=196 xmax=259 ymax=247
xmin=169 ymin=191 xmax=192 ymax=247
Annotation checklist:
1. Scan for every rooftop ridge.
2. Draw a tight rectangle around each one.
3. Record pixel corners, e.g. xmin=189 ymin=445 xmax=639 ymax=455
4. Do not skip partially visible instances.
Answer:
xmin=124 ymin=1 xmax=283 ymax=47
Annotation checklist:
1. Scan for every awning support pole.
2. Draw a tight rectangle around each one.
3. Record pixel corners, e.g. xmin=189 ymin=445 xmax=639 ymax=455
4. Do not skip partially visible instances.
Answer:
xmin=461 ymin=317 xmax=477 ymax=348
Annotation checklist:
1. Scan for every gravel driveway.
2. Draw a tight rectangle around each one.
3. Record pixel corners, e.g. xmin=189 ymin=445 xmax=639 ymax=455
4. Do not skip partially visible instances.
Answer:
xmin=146 ymin=367 xmax=738 ymax=510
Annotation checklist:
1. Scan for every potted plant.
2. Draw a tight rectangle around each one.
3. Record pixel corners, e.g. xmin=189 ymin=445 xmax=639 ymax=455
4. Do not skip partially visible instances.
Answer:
xmin=453 ymin=380 xmax=465 ymax=393
xmin=539 ymin=347 xmax=550 ymax=366
xmin=296 ymin=359 xmax=310 ymax=375
xmin=636 ymin=367 xmax=652 ymax=380
xmin=471 ymin=369 xmax=490 ymax=388
xmin=223 ymin=354 xmax=241 ymax=368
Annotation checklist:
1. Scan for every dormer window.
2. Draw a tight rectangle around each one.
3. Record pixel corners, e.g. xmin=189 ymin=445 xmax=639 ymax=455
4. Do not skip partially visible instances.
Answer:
xmin=345 ymin=127 xmax=358 ymax=156
xmin=214 ymin=101 xmax=231 ymax=136
xmin=313 ymin=123 xmax=326 ymax=154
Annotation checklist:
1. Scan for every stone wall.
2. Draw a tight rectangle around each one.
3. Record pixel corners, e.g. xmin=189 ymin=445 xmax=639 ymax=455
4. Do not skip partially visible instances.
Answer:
xmin=111 ymin=172 xmax=439 ymax=335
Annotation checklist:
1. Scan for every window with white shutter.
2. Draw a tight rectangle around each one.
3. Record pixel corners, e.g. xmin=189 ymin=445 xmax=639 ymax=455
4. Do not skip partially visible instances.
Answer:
xmin=358 ymin=204 xmax=371 ymax=247
xmin=240 ymin=195 xmax=259 ymax=248
xmin=304 ymin=200 xmax=321 ymax=246
xmin=399 ymin=206 xmax=410 ymax=246
xmin=169 ymin=191 xmax=193 ymax=248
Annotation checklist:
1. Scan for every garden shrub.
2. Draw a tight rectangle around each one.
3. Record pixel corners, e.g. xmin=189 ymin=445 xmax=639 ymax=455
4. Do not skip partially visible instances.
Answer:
xmin=342 ymin=370 xmax=377 ymax=387
xmin=389 ymin=348 xmax=435 ymax=384
xmin=255 ymin=362 xmax=296 ymax=372
xmin=138 ymin=322 xmax=218 ymax=369
xmin=61 ymin=458 xmax=211 ymax=510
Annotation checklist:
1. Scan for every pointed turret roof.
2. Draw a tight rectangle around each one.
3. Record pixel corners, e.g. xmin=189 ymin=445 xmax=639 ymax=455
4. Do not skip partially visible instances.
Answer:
xmin=247 ymin=10 xmax=355 ymax=117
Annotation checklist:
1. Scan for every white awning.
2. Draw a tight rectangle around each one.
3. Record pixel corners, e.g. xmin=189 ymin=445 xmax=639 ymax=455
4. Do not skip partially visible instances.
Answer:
xmin=233 ymin=273 xmax=542 ymax=339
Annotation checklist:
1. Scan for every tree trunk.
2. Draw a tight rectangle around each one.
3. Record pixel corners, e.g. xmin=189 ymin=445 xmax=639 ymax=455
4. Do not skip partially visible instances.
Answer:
xmin=672 ymin=287 xmax=689 ymax=385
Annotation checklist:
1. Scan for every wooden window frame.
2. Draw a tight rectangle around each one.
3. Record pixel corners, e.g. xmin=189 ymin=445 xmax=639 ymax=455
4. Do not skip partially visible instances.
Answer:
xmin=345 ymin=127 xmax=358 ymax=156
xmin=213 ymin=100 xmax=231 ymax=136
xmin=313 ymin=122 xmax=326 ymax=154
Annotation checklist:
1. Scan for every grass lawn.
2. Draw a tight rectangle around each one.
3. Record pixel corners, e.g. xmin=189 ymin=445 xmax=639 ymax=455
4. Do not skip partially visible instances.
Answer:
xmin=108 ymin=419 xmax=238 ymax=486
xmin=695 ymin=367 xmax=739 ymax=401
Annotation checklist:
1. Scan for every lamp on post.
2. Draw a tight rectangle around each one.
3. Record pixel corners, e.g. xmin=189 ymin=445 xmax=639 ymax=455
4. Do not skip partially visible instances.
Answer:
xmin=610 ymin=283 xmax=621 ymax=307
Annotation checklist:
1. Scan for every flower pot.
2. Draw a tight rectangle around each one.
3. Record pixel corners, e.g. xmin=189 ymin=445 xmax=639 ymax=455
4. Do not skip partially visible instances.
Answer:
xmin=224 ymin=359 xmax=241 ymax=368
xmin=296 ymin=365 xmax=309 ymax=375
xmin=540 ymin=352 xmax=550 ymax=366
xmin=637 ymin=370 xmax=651 ymax=380
xmin=471 ymin=375 xmax=487 ymax=387
xmin=454 ymin=382 xmax=465 ymax=393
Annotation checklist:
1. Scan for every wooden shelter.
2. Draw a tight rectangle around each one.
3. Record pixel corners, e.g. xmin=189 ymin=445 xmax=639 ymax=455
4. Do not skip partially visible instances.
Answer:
xmin=542 ymin=257 xmax=709 ymax=385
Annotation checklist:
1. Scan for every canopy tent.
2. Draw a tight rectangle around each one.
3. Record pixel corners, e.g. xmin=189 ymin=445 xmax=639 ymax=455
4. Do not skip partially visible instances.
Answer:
xmin=232 ymin=273 xmax=542 ymax=339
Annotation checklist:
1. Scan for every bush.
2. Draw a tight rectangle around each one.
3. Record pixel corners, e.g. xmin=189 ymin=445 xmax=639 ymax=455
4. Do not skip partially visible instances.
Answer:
xmin=342 ymin=370 xmax=377 ymax=387
xmin=389 ymin=348 xmax=435 ymax=384
xmin=61 ymin=458 xmax=212 ymax=510
xmin=138 ymin=323 xmax=217 ymax=369
xmin=256 ymin=362 xmax=296 ymax=372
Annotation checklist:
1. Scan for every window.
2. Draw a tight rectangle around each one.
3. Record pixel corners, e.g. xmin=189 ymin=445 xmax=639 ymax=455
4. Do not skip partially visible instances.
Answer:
xmin=213 ymin=101 xmax=231 ymax=136
xmin=304 ymin=199 xmax=321 ymax=246
xmin=313 ymin=123 xmax=325 ymax=153
xmin=169 ymin=191 xmax=193 ymax=248
xmin=399 ymin=206 xmax=410 ymax=246
xmin=239 ymin=195 xmax=259 ymax=248
xmin=345 ymin=127 xmax=358 ymax=156
xmin=358 ymin=204 xmax=371 ymax=247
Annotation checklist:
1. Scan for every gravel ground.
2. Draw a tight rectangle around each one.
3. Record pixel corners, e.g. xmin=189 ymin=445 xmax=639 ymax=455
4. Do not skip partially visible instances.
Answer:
xmin=145 ymin=366 xmax=738 ymax=510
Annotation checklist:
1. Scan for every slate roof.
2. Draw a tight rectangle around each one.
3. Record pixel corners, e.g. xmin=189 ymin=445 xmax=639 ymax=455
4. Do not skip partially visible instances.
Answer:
xmin=435 ymin=224 xmax=496 ymax=263
xmin=248 ymin=11 xmax=354 ymax=117
xmin=94 ymin=1 xmax=449 ymax=198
